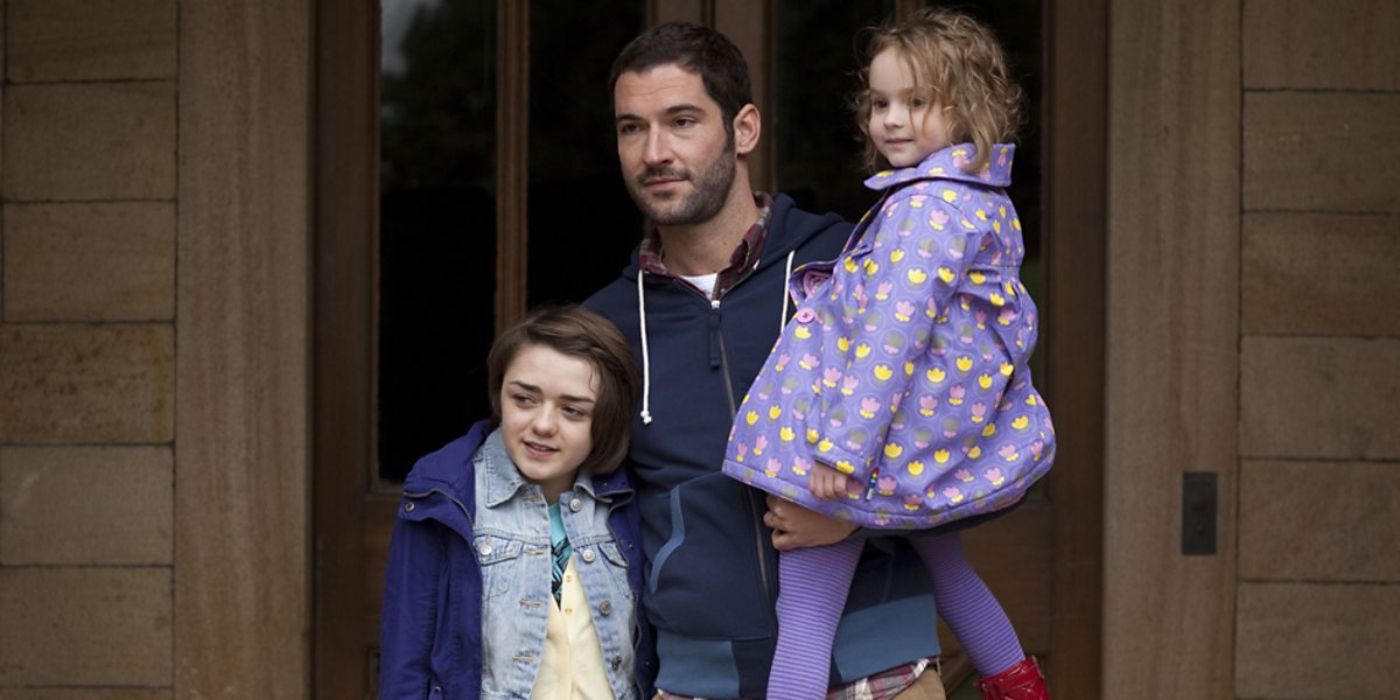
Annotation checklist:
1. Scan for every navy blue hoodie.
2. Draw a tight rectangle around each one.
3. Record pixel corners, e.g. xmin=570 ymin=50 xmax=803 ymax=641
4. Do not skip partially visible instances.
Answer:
xmin=586 ymin=194 xmax=940 ymax=698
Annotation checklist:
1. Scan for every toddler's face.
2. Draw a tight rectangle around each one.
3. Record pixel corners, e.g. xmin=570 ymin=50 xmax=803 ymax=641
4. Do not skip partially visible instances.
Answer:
xmin=867 ymin=48 xmax=950 ymax=168
xmin=499 ymin=344 xmax=598 ymax=502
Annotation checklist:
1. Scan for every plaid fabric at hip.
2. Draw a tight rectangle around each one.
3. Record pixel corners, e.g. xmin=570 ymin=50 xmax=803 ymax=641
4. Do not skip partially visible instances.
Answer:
xmin=654 ymin=657 xmax=936 ymax=700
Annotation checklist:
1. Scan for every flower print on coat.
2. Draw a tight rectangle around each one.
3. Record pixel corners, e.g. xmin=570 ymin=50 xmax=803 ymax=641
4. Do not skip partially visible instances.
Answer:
xmin=722 ymin=143 xmax=1055 ymax=529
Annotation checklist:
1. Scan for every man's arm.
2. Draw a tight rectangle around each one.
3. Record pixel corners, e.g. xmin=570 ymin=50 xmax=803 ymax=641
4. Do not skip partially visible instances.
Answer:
xmin=763 ymin=494 xmax=859 ymax=551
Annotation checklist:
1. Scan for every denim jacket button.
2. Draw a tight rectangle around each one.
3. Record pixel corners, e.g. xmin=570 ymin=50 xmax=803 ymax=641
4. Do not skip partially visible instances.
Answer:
xmin=568 ymin=498 xmax=583 ymax=512
xmin=580 ymin=548 xmax=596 ymax=563
xmin=403 ymin=501 xmax=414 ymax=512
xmin=599 ymin=600 xmax=612 ymax=616
xmin=611 ymin=656 xmax=622 ymax=671
xmin=478 ymin=542 xmax=492 ymax=556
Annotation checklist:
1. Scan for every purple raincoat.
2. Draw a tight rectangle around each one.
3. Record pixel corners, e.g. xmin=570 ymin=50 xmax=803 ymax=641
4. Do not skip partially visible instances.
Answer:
xmin=722 ymin=143 xmax=1054 ymax=529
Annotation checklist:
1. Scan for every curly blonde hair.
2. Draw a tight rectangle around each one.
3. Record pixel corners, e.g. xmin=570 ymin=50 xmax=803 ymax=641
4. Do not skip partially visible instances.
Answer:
xmin=854 ymin=8 xmax=1023 ymax=174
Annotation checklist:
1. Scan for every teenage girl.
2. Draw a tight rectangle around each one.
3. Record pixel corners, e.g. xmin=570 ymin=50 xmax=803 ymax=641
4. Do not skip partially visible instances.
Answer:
xmin=381 ymin=305 xmax=654 ymax=700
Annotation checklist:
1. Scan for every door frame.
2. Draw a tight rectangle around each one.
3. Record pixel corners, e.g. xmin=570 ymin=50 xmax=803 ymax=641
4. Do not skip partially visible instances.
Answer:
xmin=312 ymin=1 xmax=378 ymax=698
xmin=1041 ymin=0 xmax=1107 ymax=696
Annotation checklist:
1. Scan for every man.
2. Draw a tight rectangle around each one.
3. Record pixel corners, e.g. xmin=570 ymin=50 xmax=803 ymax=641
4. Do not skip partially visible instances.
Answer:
xmin=586 ymin=23 xmax=946 ymax=699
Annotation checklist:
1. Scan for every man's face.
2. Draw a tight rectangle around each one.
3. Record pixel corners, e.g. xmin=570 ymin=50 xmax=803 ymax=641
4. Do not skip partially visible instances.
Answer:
xmin=613 ymin=64 xmax=737 ymax=226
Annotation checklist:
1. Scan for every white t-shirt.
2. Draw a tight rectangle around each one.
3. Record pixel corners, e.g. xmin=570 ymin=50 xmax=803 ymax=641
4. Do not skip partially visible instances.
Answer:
xmin=678 ymin=272 xmax=719 ymax=299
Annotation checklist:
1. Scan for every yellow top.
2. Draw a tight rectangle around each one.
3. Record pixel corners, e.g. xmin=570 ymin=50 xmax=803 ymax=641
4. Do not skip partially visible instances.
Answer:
xmin=531 ymin=557 xmax=615 ymax=700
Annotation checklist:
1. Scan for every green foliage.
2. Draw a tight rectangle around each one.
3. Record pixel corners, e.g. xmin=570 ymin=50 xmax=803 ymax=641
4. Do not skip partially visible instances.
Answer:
xmin=381 ymin=0 xmax=497 ymax=191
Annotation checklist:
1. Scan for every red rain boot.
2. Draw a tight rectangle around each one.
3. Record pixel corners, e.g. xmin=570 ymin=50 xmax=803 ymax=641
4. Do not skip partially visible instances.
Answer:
xmin=974 ymin=657 xmax=1049 ymax=700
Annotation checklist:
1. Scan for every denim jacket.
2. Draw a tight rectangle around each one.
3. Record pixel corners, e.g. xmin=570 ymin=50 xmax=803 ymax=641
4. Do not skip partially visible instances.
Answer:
xmin=380 ymin=421 xmax=656 ymax=700
xmin=474 ymin=430 xmax=638 ymax=699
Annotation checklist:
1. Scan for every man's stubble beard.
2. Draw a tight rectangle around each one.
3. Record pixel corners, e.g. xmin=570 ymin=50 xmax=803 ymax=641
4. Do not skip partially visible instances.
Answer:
xmin=629 ymin=143 xmax=738 ymax=227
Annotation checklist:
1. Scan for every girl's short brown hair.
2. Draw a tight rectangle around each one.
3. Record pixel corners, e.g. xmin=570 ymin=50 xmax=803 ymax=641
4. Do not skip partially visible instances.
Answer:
xmin=854 ymin=8 xmax=1024 ymax=174
xmin=486 ymin=305 xmax=639 ymax=476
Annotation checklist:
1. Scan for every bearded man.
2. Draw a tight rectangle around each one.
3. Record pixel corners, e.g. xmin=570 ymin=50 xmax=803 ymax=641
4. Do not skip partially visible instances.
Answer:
xmin=586 ymin=22 xmax=947 ymax=700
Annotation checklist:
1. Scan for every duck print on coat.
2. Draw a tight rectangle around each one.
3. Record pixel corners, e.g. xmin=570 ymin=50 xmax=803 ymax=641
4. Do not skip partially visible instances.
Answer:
xmin=723 ymin=144 xmax=1055 ymax=529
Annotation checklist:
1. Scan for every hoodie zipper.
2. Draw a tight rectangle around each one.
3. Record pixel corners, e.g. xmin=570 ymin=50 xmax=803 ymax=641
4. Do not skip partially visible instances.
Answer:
xmin=656 ymin=264 xmax=782 ymax=621
xmin=710 ymin=297 xmax=775 ymax=608
xmin=711 ymin=299 xmax=739 ymax=415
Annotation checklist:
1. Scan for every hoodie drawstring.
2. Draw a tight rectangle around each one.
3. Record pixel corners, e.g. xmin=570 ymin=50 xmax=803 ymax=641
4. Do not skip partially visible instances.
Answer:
xmin=635 ymin=249 xmax=798 ymax=428
xmin=781 ymin=250 xmax=796 ymax=332
xmin=636 ymin=271 xmax=654 ymax=425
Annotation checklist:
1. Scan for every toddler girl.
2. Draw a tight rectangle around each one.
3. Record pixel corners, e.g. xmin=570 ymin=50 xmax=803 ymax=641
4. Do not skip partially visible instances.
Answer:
xmin=723 ymin=9 xmax=1053 ymax=700
xmin=381 ymin=305 xmax=654 ymax=700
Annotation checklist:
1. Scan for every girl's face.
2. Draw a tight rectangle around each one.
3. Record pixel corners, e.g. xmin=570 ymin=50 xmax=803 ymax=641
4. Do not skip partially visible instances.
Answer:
xmin=499 ymin=344 xmax=598 ymax=503
xmin=867 ymin=47 xmax=951 ymax=168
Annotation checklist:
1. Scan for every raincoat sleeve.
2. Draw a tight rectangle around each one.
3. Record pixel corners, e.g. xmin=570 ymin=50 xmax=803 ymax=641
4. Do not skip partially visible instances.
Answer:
xmin=379 ymin=515 xmax=445 ymax=699
xmin=808 ymin=193 xmax=979 ymax=485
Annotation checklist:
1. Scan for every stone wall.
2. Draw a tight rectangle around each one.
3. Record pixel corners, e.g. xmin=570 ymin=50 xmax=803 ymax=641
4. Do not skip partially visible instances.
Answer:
xmin=1236 ymin=1 xmax=1400 ymax=698
xmin=1106 ymin=1 xmax=1400 ymax=698
xmin=0 ymin=2 xmax=310 ymax=698
xmin=1 ymin=2 xmax=177 ymax=695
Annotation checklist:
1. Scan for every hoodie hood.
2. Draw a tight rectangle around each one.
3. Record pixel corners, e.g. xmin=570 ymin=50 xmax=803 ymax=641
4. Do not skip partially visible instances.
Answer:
xmin=617 ymin=193 xmax=848 ymax=426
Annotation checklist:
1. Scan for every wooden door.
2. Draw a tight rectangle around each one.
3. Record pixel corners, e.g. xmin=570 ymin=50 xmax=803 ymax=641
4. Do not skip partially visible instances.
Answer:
xmin=314 ymin=2 xmax=647 ymax=697
xmin=313 ymin=2 xmax=1105 ymax=698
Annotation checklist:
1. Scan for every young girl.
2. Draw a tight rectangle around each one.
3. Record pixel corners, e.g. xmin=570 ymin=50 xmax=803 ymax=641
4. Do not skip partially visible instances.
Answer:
xmin=723 ymin=9 xmax=1053 ymax=700
xmin=380 ymin=305 xmax=655 ymax=700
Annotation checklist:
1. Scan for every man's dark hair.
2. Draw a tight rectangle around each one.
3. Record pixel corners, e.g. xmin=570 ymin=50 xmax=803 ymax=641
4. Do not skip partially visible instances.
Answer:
xmin=609 ymin=22 xmax=753 ymax=138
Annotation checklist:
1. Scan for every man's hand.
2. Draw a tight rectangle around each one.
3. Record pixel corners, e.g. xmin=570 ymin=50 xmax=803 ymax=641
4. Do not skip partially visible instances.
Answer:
xmin=763 ymin=495 xmax=858 ymax=551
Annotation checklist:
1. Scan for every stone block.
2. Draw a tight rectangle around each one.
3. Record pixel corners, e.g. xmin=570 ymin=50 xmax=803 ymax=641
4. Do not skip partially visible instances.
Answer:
xmin=3 ymin=83 xmax=175 ymax=201
xmin=4 ymin=203 xmax=175 ymax=321
xmin=1240 ymin=460 xmax=1400 ymax=581
xmin=1244 ymin=92 xmax=1400 ymax=212
xmin=0 ymin=567 xmax=171 ymax=685
xmin=1 ymin=446 xmax=172 ymax=565
xmin=1245 ymin=0 xmax=1400 ymax=90
xmin=1242 ymin=213 xmax=1400 ymax=336
xmin=1237 ymin=582 xmax=1400 ymax=699
xmin=1241 ymin=337 xmax=1400 ymax=460
xmin=0 ymin=324 xmax=174 ymax=444
xmin=7 ymin=0 xmax=177 ymax=82
xmin=0 ymin=691 xmax=169 ymax=700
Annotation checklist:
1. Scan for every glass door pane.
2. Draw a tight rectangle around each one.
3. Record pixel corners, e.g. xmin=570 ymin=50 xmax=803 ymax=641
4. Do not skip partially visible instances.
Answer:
xmin=378 ymin=0 xmax=498 ymax=481
xmin=527 ymin=0 xmax=645 ymax=306
xmin=774 ymin=0 xmax=896 ymax=223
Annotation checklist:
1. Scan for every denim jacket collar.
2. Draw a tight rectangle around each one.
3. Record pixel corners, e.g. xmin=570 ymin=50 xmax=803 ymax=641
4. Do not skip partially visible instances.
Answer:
xmin=476 ymin=429 xmax=606 ymax=509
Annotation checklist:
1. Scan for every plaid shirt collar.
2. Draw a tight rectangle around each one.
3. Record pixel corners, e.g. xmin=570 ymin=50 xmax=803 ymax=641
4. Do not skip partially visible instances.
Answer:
xmin=637 ymin=192 xmax=774 ymax=299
